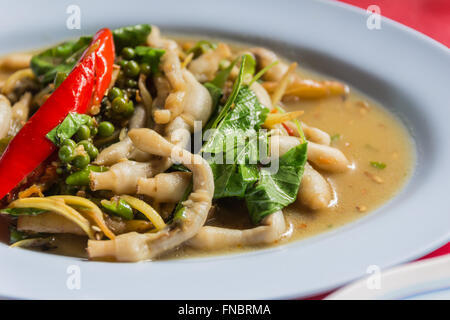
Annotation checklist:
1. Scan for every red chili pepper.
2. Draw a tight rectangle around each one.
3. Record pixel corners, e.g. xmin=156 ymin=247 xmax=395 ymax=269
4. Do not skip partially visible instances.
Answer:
xmin=0 ymin=28 xmax=115 ymax=200
xmin=83 ymin=28 xmax=115 ymax=106
xmin=282 ymin=122 xmax=295 ymax=136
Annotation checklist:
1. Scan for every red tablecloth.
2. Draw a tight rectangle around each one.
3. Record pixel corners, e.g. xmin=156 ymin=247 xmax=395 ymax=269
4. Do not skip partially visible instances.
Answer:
xmin=306 ymin=0 xmax=450 ymax=299
xmin=341 ymin=0 xmax=450 ymax=47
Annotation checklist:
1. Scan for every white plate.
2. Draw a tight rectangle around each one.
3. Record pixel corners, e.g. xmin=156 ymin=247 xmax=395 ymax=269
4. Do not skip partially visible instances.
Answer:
xmin=327 ymin=255 xmax=450 ymax=300
xmin=0 ymin=0 xmax=449 ymax=299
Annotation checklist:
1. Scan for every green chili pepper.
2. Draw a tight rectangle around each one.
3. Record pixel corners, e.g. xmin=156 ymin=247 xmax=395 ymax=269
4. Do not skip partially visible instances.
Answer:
xmin=65 ymin=165 xmax=107 ymax=186
xmin=101 ymin=198 xmax=134 ymax=220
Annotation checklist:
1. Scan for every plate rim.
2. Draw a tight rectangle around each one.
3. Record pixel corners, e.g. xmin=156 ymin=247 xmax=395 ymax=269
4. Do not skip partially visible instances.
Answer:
xmin=0 ymin=0 xmax=449 ymax=299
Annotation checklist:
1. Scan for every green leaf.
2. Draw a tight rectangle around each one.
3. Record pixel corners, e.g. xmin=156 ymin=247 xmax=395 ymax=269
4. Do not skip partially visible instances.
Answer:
xmin=204 ymin=88 xmax=269 ymax=199
xmin=209 ymin=162 xmax=259 ymax=199
xmin=204 ymin=82 xmax=223 ymax=110
xmin=200 ymin=53 xmax=307 ymax=224
xmin=203 ymin=87 xmax=268 ymax=154
xmin=101 ymin=198 xmax=134 ymax=220
xmin=245 ymin=143 xmax=308 ymax=224
xmin=112 ymin=24 xmax=152 ymax=51
xmin=0 ymin=207 xmax=47 ymax=217
xmin=46 ymin=112 xmax=91 ymax=146
xmin=30 ymin=36 xmax=92 ymax=84
xmin=201 ymin=56 xmax=268 ymax=200
xmin=134 ymin=46 xmax=165 ymax=74
xmin=209 ymin=58 xmax=237 ymax=89
xmin=370 ymin=161 xmax=386 ymax=169
xmin=203 ymin=54 xmax=254 ymax=132
xmin=202 ymin=82 xmax=223 ymax=132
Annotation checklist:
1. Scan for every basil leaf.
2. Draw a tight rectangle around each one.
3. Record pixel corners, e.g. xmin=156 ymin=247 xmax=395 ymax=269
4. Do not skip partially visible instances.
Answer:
xmin=205 ymin=88 xmax=269 ymax=198
xmin=203 ymin=87 xmax=268 ymax=154
xmin=204 ymin=82 xmax=223 ymax=110
xmin=113 ymin=24 xmax=152 ymax=51
xmin=1 ymin=207 xmax=47 ymax=217
xmin=203 ymin=54 xmax=254 ymax=132
xmin=200 ymin=53 xmax=307 ymax=224
xmin=202 ymin=55 xmax=268 ymax=200
xmin=30 ymin=36 xmax=92 ymax=84
xmin=209 ymin=58 xmax=237 ymax=89
xmin=46 ymin=112 xmax=91 ymax=146
xmin=245 ymin=143 xmax=308 ymax=224
xmin=209 ymin=162 xmax=259 ymax=199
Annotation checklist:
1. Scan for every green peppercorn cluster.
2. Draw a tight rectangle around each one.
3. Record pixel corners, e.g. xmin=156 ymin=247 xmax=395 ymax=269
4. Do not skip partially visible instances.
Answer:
xmin=57 ymin=116 xmax=115 ymax=172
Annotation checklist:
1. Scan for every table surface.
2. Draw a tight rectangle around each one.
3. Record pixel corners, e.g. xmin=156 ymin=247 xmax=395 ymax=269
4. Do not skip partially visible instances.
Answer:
xmin=307 ymin=0 xmax=450 ymax=299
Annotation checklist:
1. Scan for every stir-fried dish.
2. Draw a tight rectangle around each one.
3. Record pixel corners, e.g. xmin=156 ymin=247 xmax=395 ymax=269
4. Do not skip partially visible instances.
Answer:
xmin=0 ymin=25 xmax=414 ymax=262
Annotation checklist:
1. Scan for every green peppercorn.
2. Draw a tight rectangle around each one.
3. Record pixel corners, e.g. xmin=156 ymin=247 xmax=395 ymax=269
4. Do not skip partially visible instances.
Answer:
xmin=65 ymin=165 xmax=107 ymax=186
xmin=58 ymin=145 xmax=74 ymax=163
xmin=87 ymin=117 xmax=96 ymax=129
xmin=97 ymin=121 xmax=115 ymax=137
xmin=119 ymin=60 xmax=128 ymax=68
xmin=140 ymin=63 xmax=151 ymax=75
xmin=87 ymin=118 xmax=97 ymax=136
xmin=126 ymin=79 xmax=138 ymax=88
xmin=121 ymin=47 xmax=136 ymax=60
xmin=112 ymin=97 xmax=129 ymax=114
xmin=77 ymin=140 xmax=98 ymax=159
xmin=124 ymin=100 xmax=135 ymax=117
xmin=108 ymin=87 xmax=123 ymax=101
xmin=75 ymin=125 xmax=90 ymax=141
xmin=124 ymin=60 xmax=140 ymax=78
xmin=90 ymin=126 xmax=98 ymax=137
xmin=72 ymin=154 xmax=90 ymax=169
xmin=62 ymin=139 xmax=77 ymax=149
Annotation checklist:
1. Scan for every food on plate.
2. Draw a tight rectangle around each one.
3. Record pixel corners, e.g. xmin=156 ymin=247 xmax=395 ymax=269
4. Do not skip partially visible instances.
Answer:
xmin=0 ymin=25 xmax=413 ymax=261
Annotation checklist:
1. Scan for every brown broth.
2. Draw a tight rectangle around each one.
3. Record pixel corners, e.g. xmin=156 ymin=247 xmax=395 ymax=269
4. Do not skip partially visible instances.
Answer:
xmin=0 ymin=40 xmax=414 ymax=260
